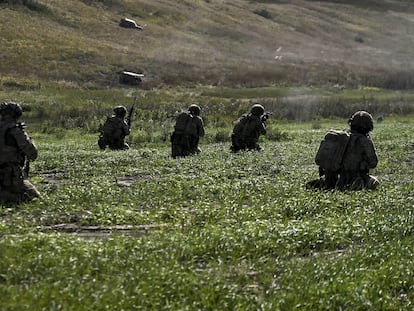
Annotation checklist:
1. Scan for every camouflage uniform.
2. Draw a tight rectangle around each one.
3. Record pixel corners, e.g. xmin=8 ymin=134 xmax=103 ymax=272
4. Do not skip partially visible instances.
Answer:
xmin=231 ymin=104 xmax=267 ymax=152
xmin=337 ymin=131 xmax=379 ymax=191
xmin=98 ymin=106 xmax=130 ymax=150
xmin=307 ymin=111 xmax=379 ymax=191
xmin=0 ymin=102 xmax=40 ymax=204
xmin=171 ymin=104 xmax=205 ymax=158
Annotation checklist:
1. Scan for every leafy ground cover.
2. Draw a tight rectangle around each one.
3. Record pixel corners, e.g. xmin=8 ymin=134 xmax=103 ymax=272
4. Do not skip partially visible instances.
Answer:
xmin=1 ymin=118 xmax=413 ymax=310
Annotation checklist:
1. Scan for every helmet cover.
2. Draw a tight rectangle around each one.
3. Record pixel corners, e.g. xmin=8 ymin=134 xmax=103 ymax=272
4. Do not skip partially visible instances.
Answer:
xmin=188 ymin=104 xmax=201 ymax=116
xmin=250 ymin=103 xmax=265 ymax=116
xmin=0 ymin=102 xmax=23 ymax=118
xmin=113 ymin=105 xmax=127 ymax=116
xmin=349 ymin=110 xmax=374 ymax=132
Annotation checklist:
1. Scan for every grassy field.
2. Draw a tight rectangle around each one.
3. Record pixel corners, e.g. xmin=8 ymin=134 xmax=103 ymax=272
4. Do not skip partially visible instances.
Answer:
xmin=1 ymin=104 xmax=414 ymax=309
xmin=2 ymin=1 xmax=414 ymax=309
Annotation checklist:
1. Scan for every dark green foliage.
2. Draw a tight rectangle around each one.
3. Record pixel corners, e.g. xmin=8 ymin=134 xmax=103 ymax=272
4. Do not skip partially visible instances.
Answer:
xmin=265 ymin=126 xmax=289 ymax=141
xmin=0 ymin=0 xmax=50 ymax=13
xmin=213 ymin=129 xmax=230 ymax=143
xmin=382 ymin=70 xmax=414 ymax=90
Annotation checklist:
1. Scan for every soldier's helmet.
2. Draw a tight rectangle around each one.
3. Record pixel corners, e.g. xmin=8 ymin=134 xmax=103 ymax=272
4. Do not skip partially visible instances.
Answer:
xmin=188 ymin=104 xmax=201 ymax=116
xmin=349 ymin=110 xmax=374 ymax=133
xmin=113 ymin=106 xmax=127 ymax=117
xmin=250 ymin=103 xmax=265 ymax=117
xmin=0 ymin=102 xmax=23 ymax=119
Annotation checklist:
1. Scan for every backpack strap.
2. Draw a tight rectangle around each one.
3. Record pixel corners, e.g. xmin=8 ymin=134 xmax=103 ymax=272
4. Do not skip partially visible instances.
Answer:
xmin=339 ymin=131 xmax=352 ymax=169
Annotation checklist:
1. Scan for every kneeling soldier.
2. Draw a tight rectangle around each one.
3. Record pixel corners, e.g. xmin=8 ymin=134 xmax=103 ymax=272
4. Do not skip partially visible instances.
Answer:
xmin=0 ymin=102 xmax=40 ymax=204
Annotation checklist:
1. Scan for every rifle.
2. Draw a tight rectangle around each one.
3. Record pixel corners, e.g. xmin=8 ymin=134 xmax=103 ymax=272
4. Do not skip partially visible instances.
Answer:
xmin=126 ymin=97 xmax=136 ymax=128
xmin=16 ymin=122 xmax=30 ymax=179
xmin=261 ymin=112 xmax=273 ymax=122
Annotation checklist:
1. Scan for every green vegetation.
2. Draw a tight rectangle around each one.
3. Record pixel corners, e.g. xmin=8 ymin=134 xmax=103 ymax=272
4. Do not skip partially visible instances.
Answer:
xmin=1 ymin=116 xmax=413 ymax=309
xmin=2 ymin=83 xmax=414 ymax=140
xmin=2 ymin=0 xmax=414 ymax=309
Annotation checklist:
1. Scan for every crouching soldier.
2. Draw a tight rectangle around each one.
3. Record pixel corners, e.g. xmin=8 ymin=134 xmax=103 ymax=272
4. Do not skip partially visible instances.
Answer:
xmin=0 ymin=102 xmax=40 ymax=204
xmin=171 ymin=104 xmax=205 ymax=158
xmin=231 ymin=103 xmax=267 ymax=152
xmin=307 ymin=110 xmax=379 ymax=191
xmin=98 ymin=106 xmax=131 ymax=150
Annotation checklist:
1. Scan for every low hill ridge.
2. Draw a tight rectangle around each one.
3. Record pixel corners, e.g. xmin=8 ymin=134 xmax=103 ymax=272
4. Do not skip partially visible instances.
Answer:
xmin=1 ymin=0 xmax=413 ymax=88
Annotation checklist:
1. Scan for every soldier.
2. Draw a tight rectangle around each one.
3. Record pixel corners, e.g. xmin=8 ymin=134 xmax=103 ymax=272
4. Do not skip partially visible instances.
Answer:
xmin=307 ymin=110 xmax=379 ymax=190
xmin=230 ymin=103 xmax=267 ymax=153
xmin=171 ymin=104 xmax=205 ymax=158
xmin=0 ymin=102 xmax=40 ymax=204
xmin=98 ymin=106 xmax=131 ymax=150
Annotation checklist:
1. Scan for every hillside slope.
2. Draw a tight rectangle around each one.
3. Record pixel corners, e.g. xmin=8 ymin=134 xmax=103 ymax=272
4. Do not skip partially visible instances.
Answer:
xmin=1 ymin=0 xmax=414 ymax=88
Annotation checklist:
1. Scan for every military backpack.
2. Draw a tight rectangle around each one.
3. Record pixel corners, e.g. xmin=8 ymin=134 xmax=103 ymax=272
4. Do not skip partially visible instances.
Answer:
xmin=174 ymin=112 xmax=193 ymax=133
xmin=233 ymin=114 xmax=251 ymax=137
xmin=315 ymin=130 xmax=350 ymax=172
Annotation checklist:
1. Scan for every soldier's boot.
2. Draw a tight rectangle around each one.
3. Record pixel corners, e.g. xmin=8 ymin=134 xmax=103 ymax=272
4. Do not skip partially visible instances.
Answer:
xmin=98 ymin=136 xmax=107 ymax=150
xmin=366 ymin=175 xmax=380 ymax=190
xmin=22 ymin=180 xmax=41 ymax=202
xmin=306 ymin=178 xmax=325 ymax=189
xmin=349 ymin=177 xmax=365 ymax=191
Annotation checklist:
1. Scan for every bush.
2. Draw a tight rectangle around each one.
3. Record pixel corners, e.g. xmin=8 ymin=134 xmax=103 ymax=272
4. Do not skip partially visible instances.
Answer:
xmin=265 ymin=126 xmax=289 ymax=141
xmin=383 ymin=71 xmax=414 ymax=90
xmin=0 ymin=0 xmax=50 ymax=13
xmin=311 ymin=121 xmax=322 ymax=130
xmin=129 ymin=129 xmax=151 ymax=145
xmin=214 ymin=129 xmax=230 ymax=143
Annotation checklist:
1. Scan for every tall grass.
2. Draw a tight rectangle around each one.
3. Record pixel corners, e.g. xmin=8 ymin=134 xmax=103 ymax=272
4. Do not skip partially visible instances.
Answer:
xmin=2 ymin=85 xmax=413 ymax=146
